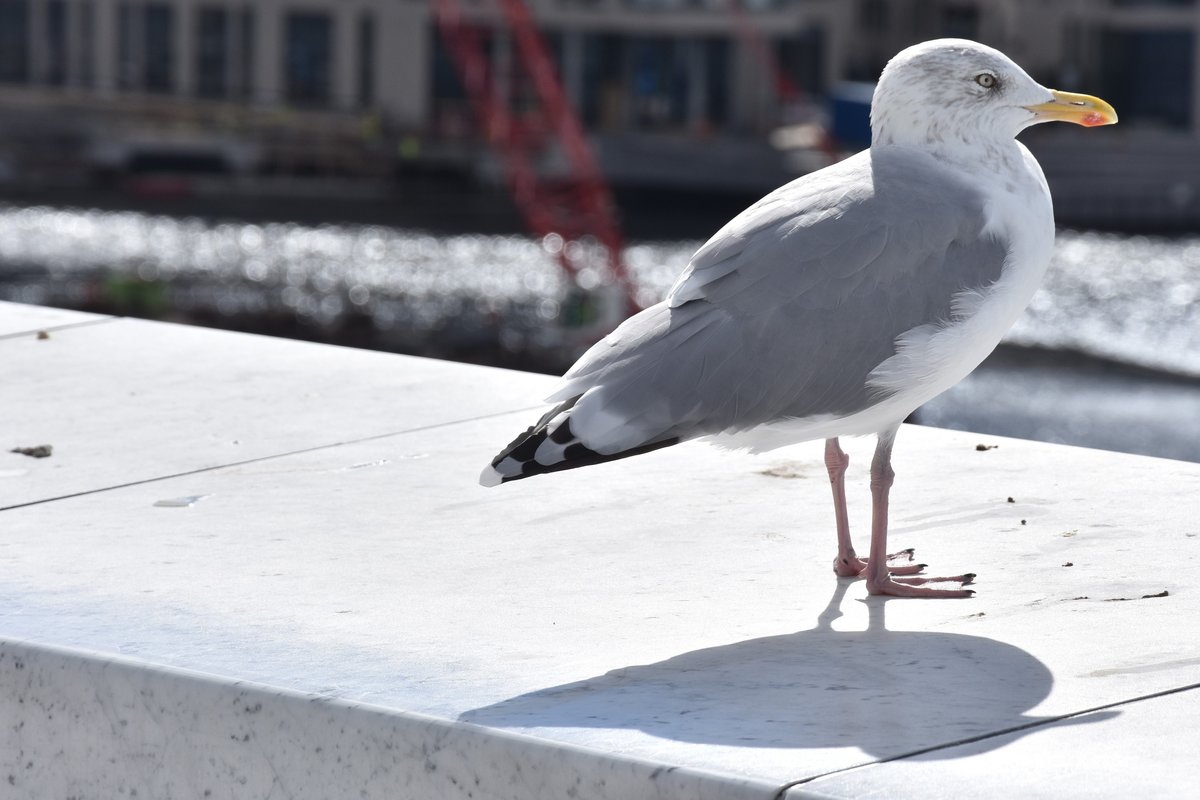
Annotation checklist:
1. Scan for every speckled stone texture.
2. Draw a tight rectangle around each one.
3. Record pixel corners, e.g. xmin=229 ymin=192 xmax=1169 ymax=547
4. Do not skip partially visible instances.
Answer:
xmin=0 ymin=641 xmax=774 ymax=800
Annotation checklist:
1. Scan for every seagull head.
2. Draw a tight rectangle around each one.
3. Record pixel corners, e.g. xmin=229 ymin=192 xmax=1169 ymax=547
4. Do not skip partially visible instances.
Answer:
xmin=871 ymin=39 xmax=1117 ymax=150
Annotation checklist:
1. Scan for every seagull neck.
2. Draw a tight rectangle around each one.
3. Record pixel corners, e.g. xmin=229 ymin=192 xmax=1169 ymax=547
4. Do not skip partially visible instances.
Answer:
xmin=873 ymin=132 xmax=1025 ymax=179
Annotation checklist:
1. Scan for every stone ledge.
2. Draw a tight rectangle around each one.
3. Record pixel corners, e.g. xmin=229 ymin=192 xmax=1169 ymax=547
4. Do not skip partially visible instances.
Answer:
xmin=3 ymin=304 xmax=1198 ymax=798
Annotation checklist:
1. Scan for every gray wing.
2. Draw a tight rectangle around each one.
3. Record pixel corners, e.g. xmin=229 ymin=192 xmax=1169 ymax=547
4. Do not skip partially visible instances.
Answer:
xmin=548 ymin=147 xmax=1010 ymax=453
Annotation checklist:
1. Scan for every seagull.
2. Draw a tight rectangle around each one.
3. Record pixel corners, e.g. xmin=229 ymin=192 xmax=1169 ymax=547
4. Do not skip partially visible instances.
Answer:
xmin=479 ymin=39 xmax=1116 ymax=598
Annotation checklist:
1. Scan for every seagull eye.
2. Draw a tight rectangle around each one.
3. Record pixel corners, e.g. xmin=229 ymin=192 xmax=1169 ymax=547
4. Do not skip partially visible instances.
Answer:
xmin=975 ymin=73 xmax=997 ymax=89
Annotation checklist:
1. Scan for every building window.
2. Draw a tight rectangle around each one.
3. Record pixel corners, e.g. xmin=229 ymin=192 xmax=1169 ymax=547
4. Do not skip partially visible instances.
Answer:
xmin=143 ymin=3 xmax=173 ymax=92
xmin=777 ymin=28 xmax=824 ymax=96
xmin=581 ymin=33 xmax=623 ymax=129
xmin=857 ymin=0 xmax=887 ymax=32
xmin=46 ymin=0 xmax=68 ymax=85
xmin=197 ymin=6 xmax=228 ymax=98
xmin=358 ymin=13 xmax=374 ymax=108
xmin=429 ymin=25 xmax=476 ymax=136
xmin=628 ymin=37 xmax=690 ymax=129
xmin=0 ymin=0 xmax=30 ymax=84
xmin=117 ymin=2 xmax=133 ymax=89
xmin=80 ymin=0 xmax=95 ymax=87
xmin=118 ymin=1 xmax=175 ymax=93
xmin=704 ymin=37 xmax=730 ymax=128
xmin=234 ymin=7 xmax=253 ymax=100
xmin=286 ymin=12 xmax=332 ymax=105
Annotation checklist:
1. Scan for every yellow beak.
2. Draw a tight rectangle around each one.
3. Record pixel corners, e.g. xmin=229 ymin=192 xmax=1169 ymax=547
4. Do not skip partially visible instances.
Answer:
xmin=1024 ymin=89 xmax=1118 ymax=127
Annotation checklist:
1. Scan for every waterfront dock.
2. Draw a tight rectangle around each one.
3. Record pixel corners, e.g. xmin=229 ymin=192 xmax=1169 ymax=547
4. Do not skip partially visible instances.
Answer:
xmin=2 ymin=300 xmax=1198 ymax=798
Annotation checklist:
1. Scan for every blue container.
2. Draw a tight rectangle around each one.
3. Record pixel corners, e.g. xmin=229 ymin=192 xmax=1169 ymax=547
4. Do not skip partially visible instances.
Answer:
xmin=829 ymin=82 xmax=875 ymax=150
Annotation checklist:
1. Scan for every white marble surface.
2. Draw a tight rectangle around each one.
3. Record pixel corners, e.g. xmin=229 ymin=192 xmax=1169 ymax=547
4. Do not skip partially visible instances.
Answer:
xmin=0 ymin=300 xmax=108 ymax=337
xmin=2 ymin=308 xmax=1199 ymax=797
xmin=0 ymin=315 xmax=544 ymax=509
xmin=798 ymin=685 xmax=1200 ymax=799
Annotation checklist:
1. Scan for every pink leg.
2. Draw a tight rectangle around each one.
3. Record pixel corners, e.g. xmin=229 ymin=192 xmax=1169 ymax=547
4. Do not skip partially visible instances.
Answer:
xmin=864 ymin=427 xmax=976 ymax=598
xmin=826 ymin=438 xmax=863 ymax=577
xmin=826 ymin=438 xmax=924 ymax=578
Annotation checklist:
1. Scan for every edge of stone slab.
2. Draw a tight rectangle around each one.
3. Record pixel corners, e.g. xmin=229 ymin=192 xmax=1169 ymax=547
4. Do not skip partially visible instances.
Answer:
xmin=0 ymin=636 xmax=784 ymax=800
xmin=0 ymin=301 xmax=113 ymax=339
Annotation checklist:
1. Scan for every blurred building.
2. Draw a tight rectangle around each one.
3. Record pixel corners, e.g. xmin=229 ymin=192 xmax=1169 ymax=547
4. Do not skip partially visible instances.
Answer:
xmin=0 ymin=1 xmax=1195 ymax=129
xmin=0 ymin=1 xmax=1198 ymax=220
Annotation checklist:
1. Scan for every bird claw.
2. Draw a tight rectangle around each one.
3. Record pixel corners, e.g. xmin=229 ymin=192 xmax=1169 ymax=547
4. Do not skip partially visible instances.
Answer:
xmin=833 ymin=548 xmax=923 ymax=578
xmin=834 ymin=556 xmax=867 ymax=577
xmin=892 ymin=572 xmax=976 ymax=586
xmin=868 ymin=573 xmax=976 ymax=598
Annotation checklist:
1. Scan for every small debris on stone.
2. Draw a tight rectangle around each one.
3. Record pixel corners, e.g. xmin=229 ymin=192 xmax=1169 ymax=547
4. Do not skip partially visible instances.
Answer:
xmin=340 ymin=458 xmax=392 ymax=472
xmin=1071 ymin=596 xmax=1089 ymax=601
xmin=35 ymin=330 xmax=49 ymax=340
xmin=153 ymin=494 xmax=211 ymax=508
xmin=975 ymin=443 xmax=998 ymax=451
xmin=1006 ymin=496 xmax=1015 ymax=503
xmin=1062 ymin=561 xmax=1074 ymax=567
xmin=757 ymin=463 xmax=807 ymax=479
xmin=1102 ymin=592 xmax=1167 ymax=601
xmin=1021 ymin=519 xmax=1027 ymax=525
xmin=10 ymin=445 xmax=52 ymax=459
xmin=966 ymin=612 xmax=986 ymax=618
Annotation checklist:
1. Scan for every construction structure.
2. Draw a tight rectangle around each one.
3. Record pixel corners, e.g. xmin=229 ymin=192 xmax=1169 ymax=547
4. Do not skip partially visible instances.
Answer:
xmin=432 ymin=0 xmax=635 ymax=314
xmin=0 ymin=2 xmax=1195 ymax=150
xmin=0 ymin=1 xmax=1197 ymax=229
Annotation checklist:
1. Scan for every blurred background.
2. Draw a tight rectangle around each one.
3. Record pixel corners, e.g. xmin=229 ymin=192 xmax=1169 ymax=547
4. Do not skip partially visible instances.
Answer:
xmin=0 ymin=0 xmax=1198 ymax=460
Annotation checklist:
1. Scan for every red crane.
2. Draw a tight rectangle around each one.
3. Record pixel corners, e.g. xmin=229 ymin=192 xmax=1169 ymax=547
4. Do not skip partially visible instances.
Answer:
xmin=432 ymin=0 xmax=639 ymax=317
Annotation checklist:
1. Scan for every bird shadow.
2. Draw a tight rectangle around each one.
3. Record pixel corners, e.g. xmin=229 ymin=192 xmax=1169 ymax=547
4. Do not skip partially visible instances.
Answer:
xmin=460 ymin=583 xmax=1115 ymax=759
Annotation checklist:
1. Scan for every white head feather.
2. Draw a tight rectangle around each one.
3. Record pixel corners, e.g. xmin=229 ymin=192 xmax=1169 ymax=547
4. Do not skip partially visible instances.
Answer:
xmin=871 ymin=39 xmax=1057 ymax=151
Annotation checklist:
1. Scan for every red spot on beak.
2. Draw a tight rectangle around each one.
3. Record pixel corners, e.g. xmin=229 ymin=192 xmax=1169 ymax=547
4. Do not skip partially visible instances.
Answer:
xmin=1081 ymin=112 xmax=1106 ymax=127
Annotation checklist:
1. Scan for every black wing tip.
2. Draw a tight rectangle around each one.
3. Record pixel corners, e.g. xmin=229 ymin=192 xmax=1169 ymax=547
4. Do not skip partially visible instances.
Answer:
xmin=484 ymin=434 xmax=681 ymax=486
xmin=482 ymin=394 xmax=681 ymax=486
